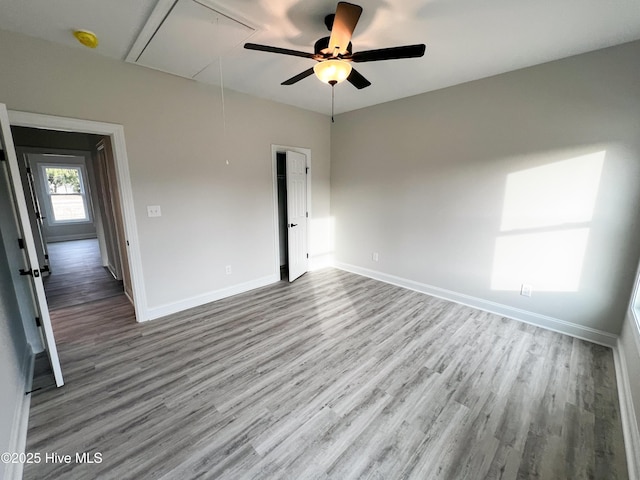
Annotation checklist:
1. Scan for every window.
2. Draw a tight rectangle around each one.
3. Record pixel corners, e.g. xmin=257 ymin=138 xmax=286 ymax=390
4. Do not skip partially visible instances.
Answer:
xmin=41 ymin=164 xmax=91 ymax=223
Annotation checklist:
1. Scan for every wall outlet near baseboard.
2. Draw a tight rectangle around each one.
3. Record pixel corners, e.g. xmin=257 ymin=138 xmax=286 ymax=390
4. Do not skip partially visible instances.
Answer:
xmin=520 ymin=284 xmax=532 ymax=297
xmin=372 ymin=252 xmax=379 ymax=262
xmin=225 ymin=265 xmax=232 ymax=275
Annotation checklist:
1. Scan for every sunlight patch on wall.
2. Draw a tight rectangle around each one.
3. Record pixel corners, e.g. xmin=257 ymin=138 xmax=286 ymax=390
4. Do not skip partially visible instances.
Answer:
xmin=309 ymin=216 xmax=335 ymax=269
xmin=501 ymin=152 xmax=605 ymax=231
xmin=492 ymin=228 xmax=590 ymax=292
xmin=310 ymin=216 xmax=335 ymax=253
xmin=491 ymin=151 xmax=605 ymax=292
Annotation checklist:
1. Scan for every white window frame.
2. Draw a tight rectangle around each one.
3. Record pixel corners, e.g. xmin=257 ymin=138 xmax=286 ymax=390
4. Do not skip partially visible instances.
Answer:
xmin=40 ymin=162 xmax=93 ymax=225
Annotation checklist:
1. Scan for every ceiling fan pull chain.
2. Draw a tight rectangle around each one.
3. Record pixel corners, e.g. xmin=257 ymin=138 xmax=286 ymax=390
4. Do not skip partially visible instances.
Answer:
xmin=217 ymin=17 xmax=229 ymax=165
xmin=219 ymin=56 xmax=227 ymax=144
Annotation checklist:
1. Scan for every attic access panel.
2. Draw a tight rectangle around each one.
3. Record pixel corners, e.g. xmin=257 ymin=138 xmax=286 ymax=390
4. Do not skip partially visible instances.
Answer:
xmin=129 ymin=0 xmax=255 ymax=79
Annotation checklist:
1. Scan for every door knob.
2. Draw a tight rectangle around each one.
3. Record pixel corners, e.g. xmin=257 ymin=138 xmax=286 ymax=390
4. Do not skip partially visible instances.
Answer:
xmin=289 ymin=223 xmax=298 ymax=227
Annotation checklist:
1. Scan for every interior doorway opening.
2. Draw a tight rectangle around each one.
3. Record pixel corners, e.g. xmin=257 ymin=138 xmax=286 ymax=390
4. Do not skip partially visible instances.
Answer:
xmin=273 ymin=146 xmax=311 ymax=283
xmin=7 ymin=110 xmax=145 ymax=323
xmin=9 ymin=127 xmax=134 ymax=390
xmin=1 ymin=108 xmax=147 ymax=392
xmin=276 ymin=152 xmax=289 ymax=280
xmin=11 ymin=128 xmax=131 ymax=310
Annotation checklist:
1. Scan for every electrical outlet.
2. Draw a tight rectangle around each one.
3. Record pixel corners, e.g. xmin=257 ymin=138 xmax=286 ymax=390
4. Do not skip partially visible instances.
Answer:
xmin=147 ymin=205 xmax=161 ymax=217
xmin=372 ymin=252 xmax=379 ymax=262
xmin=225 ymin=265 xmax=232 ymax=275
xmin=520 ymin=284 xmax=532 ymax=297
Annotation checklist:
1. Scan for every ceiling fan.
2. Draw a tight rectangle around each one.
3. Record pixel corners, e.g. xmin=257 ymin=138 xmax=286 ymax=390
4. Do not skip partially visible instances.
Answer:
xmin=244 ymin=1 xmax=426 ymax=90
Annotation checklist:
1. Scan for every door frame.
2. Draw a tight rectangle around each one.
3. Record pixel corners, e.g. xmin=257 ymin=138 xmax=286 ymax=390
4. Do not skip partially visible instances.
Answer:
xmin=93 ymin=140 xmax=123 ymax=281
xmin=271 ymin=145 xmax=311 ymax=277
xmin=8 ymin=110 xmax=148 ymax=321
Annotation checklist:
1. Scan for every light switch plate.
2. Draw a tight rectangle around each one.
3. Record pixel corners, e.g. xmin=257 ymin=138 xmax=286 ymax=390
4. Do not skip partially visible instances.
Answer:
xmin=147 ymin=205 xmax=162 ymax=217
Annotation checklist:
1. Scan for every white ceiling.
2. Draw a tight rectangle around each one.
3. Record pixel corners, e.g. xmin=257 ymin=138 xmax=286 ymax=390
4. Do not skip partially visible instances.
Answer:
xmin=1 ymin=0 xmax=639 ymax=115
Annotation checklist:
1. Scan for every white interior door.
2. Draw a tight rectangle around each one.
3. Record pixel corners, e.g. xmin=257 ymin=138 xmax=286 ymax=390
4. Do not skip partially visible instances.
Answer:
xmin=0 ymin=103 xmax=64 ymax=387
xmin=286 ymin=150 xmax=308 ymax=282
xmin=21 ymin=154 xmax=50 ymax=274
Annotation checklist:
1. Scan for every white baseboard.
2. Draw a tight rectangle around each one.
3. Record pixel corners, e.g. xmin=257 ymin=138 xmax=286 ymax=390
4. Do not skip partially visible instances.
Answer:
xmin=615 ymin=339 xmax=640 ymax=479
xmin=47 ymin=233 xmax=98 ymax=243
xmin=144 ymin=274 xmax=280 ymax=321
xmin=334 ymin=262 xmax=618 ymax=347
xmin=4 ymin=349 xmax=35 ymax=480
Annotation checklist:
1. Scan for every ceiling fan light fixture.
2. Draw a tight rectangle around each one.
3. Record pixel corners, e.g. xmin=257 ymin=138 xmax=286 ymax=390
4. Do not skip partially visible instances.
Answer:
xmin=313 ymin=59 xmax=352 ymax=85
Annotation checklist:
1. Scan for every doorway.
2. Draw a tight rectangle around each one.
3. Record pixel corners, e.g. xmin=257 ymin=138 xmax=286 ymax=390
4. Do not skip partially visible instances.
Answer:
xmin=276 ymin=153 xmax=289 ymax=279
xmin=2 ymin=108 xmax=145 ymax=389
xmin=273 ymin=146 xmax=311 ymax=282
xmin=8 ymin=110 xmax=145 ymax=320
xmin=12 ymin=133 xmax=129 ymax=310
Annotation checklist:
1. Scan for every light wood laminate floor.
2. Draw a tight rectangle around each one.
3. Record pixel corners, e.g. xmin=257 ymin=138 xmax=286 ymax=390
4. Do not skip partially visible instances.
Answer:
xmin=25 ymin=268 xmax=628 ymax=479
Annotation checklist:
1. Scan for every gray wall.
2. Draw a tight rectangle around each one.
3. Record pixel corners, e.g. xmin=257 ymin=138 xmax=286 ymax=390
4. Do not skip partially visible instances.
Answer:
xmin=0 ymin=28 xmax=331 ymax=313
xmin=0 ymin=228 xmax=31 ymax=480
xmin=331 ymin=40 xmax=640 ymax=335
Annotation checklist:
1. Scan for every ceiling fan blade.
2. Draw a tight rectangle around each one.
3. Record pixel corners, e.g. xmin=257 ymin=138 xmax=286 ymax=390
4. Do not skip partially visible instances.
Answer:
xmin=347 ymin=68 xmax=371 ymax=89
xmin=352 ymin=44 xmax=426 ymax=62
xmin=244 ymin=43 xmax=315 ymax=59
xmin=281 ymin=68 xmax=316 ymax=85
xmin=328 ymin=2 xmax=363 ymax=55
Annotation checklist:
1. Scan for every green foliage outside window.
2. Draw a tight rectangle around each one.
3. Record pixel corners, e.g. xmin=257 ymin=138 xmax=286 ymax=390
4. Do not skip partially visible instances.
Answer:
xmin=46 ymin=167 xmax=81 ymax=194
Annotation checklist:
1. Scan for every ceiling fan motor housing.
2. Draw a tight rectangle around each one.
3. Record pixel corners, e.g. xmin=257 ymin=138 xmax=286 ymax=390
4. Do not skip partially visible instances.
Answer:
xmin=314 ymin=36 xmax=352 ymax=57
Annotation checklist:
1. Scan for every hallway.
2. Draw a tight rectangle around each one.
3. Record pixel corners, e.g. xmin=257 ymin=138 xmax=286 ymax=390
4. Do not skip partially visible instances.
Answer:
xmin=43 ymin=239 xmax=124 ymax=310
xmin=31 ymin=238 xmax=127 ymax=390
